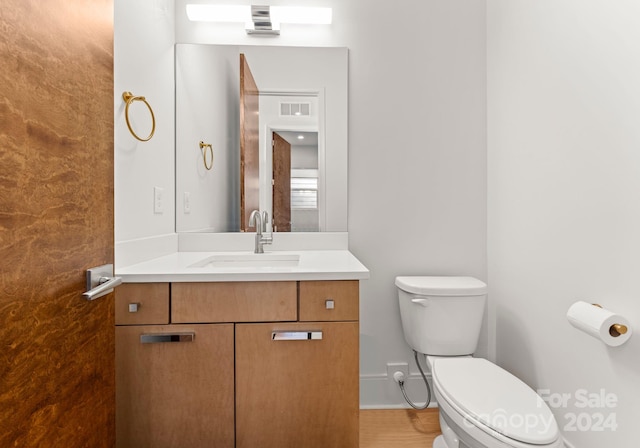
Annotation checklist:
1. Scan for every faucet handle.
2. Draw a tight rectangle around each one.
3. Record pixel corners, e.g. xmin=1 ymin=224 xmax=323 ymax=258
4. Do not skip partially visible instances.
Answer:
xmin=261 ymin=211 xmax=270 ymax=233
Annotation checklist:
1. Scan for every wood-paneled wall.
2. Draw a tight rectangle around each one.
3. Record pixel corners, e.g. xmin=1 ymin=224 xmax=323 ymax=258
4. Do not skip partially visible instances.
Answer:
xmin=0 ymin=1 xmax=115 ymax=446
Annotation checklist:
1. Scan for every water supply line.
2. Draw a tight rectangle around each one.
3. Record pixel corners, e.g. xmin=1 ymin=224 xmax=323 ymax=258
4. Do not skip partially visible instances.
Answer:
xmin=394 ymin=350 xmax=431 ymax=410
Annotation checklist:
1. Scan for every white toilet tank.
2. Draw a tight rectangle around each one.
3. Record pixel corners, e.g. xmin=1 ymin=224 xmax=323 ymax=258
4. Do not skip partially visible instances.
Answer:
xmin=396 ymin=276 xmax=487 ymax=356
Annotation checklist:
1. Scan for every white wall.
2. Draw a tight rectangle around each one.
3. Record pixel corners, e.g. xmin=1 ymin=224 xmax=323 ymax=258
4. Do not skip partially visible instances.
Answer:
xmin=345 ymin=2 xmax=487 ymax=405
xmin=488 ymin=1 xmax=640 ymax=446
xmin=114 ymin=0 xmax=176 ymax=265
xmin=291 ymin=145 xmax=318 ymax=169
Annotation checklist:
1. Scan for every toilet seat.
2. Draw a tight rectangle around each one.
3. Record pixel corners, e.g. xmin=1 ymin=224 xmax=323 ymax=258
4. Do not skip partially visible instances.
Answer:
xmin=432 ymin=357 xmax=560 ymax=447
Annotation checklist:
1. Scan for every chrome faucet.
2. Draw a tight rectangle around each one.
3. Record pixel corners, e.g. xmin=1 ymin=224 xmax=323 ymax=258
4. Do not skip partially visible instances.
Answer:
xmin=249 ymin=210 xmax=272 ymax=254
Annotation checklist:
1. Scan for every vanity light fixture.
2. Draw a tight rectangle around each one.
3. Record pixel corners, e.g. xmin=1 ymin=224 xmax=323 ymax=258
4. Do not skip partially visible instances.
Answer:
xmin=297 ymin=135 xmax=304 ymax=140
xmin=185 ymin=4 xmax=332 ymax=35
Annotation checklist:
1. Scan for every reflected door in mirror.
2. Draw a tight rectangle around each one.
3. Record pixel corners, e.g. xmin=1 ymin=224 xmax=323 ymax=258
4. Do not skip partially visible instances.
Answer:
xmin=272 ymin=132 xmax=291 ymax=232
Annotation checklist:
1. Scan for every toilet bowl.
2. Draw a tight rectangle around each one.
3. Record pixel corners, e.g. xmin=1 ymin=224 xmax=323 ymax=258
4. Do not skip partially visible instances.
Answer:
xmin=396 ymin=276 xmax=562 ymax=448
xmin=428 ymin=356 xmax=563 ymax=448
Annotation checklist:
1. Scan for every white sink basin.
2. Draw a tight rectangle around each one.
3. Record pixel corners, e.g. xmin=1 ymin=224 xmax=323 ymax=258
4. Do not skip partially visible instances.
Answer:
xmin=189 ymin=253 xmax=300 ymax=268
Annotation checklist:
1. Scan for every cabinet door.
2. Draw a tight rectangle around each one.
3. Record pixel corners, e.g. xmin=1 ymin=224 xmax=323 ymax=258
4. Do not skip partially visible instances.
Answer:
xmin=116 ymin=324 xmax=234 ymax=448
xmin=236 ymin=322 xmax=359 ymax=448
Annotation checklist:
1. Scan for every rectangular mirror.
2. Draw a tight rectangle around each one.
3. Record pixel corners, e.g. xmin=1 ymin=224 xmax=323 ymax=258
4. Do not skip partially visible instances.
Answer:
xmin=175 ymin=45 xmax=348 ymax=233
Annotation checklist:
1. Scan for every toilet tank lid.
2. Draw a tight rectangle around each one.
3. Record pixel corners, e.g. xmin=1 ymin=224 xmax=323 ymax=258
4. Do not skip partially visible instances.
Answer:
xmin=433 ymin=357 xmax=559 ymax=445
xmin=395 ymin=276 xmax=487 ymax=296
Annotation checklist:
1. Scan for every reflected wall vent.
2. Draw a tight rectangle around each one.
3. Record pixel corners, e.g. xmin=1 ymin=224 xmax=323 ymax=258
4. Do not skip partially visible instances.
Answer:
xmin=280 ymin=102 xmax=311 ymax=117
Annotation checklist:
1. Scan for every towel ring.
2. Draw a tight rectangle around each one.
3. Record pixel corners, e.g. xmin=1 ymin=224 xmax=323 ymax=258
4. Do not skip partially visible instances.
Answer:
xmin=123 ymin=91 xmax=156 ymax=142
xmin=199 ymin=141 xmax=213 ymax=170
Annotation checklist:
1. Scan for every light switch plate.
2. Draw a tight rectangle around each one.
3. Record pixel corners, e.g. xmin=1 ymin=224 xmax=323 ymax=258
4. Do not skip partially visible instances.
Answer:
xmin=154 ymin=186 xmax=164 ymax=214
xmin=183 ymin=191 xmax=191 ymax=214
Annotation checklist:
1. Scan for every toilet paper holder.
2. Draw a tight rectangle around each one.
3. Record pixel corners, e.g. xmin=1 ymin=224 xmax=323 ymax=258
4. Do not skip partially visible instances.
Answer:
xmin=592 ymin=304 xmax=628 ymax=337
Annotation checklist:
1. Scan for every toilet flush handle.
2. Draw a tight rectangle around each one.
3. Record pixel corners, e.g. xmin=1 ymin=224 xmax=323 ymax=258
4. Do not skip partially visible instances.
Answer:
xmin=411 ymin=298 xmax=429 ymax=307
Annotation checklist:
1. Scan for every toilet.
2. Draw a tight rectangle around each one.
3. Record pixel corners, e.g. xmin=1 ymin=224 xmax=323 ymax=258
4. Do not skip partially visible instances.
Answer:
xmin=396 ymin=276 xmax=563 ymax=448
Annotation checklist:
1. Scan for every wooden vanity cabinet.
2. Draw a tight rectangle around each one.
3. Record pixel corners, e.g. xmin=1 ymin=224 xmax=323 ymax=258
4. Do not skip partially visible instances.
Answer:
xmin=115 ymin=280 xmax=359 ymax=448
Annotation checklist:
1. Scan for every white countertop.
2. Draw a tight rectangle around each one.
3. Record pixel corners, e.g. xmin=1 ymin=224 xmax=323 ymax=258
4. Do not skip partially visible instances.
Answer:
xmin=116 ymin=250 xmax=369 ymax=283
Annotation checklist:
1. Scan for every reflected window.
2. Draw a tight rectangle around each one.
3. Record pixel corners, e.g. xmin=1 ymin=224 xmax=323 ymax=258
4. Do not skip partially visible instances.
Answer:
xmin=291 ymin=170 xmax=318 ymax=209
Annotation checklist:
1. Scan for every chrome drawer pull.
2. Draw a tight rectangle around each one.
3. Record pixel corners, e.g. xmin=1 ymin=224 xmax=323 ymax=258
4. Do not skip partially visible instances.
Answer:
xmin=272 ymin=331 xmax=323 ymax=341
xmin=140 ymin=333 xmax=195 ymax=344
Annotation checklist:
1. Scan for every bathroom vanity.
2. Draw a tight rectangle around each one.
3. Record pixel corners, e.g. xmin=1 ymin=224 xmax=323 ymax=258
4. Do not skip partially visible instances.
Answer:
xmin=114 ymin=250 xmax=367 ymax=448
xmin=114 ymin=13 xmax=360 ymax=446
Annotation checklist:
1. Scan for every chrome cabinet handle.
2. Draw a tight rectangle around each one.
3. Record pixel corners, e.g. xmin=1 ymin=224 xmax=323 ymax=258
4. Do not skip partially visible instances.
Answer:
xmin=140 ymin=333 xmax=195 ymax=344
xmin=272 ymin=331 xmax=323 ymax=341
xmin=83 ymin=264 xmax=122 ymax=301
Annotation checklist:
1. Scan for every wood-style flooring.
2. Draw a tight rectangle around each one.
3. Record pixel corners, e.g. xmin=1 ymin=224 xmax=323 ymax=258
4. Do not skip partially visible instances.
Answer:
xmin=360 ymin=408 xmax=441 ymax=448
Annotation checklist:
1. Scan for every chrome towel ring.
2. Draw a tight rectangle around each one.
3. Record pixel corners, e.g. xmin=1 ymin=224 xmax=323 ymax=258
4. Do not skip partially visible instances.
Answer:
xmin=199 ymin=141 xmax=213 ymax=170
xmin=122 ymin=91 xmax=156 ymax=142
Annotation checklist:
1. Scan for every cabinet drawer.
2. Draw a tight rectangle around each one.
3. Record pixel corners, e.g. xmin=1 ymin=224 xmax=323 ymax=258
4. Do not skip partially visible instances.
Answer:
xmin=299 ymin=280 xmax=359 ymax=322
xmin=115 ymin=283 xmax=169 ymax=325
xmin=172 ymin=282 xmax=297 ymax=323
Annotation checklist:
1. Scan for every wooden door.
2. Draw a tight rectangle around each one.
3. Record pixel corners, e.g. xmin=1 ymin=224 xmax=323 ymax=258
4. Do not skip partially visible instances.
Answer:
xmin=236 ymin=322 xmax=360 ymax=448
xmin=240 ymin=54 xmax=260 ymax=231
xmin=116 ymin=324 xmax=235 ymax=448
xmin=0 ymin=1 xmax=115 ymax=446
xmin=272 ymin=132 xmax=292 ymax=232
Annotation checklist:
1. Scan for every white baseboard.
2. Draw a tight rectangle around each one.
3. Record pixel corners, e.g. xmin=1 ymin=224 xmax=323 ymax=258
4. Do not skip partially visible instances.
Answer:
xmin=360 ymin=373 xmax=438 ymax=409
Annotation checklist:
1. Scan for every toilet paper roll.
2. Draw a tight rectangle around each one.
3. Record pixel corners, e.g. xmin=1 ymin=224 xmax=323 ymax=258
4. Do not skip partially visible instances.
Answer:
xmin=567 ymin=301 xmax=632 ymax=347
